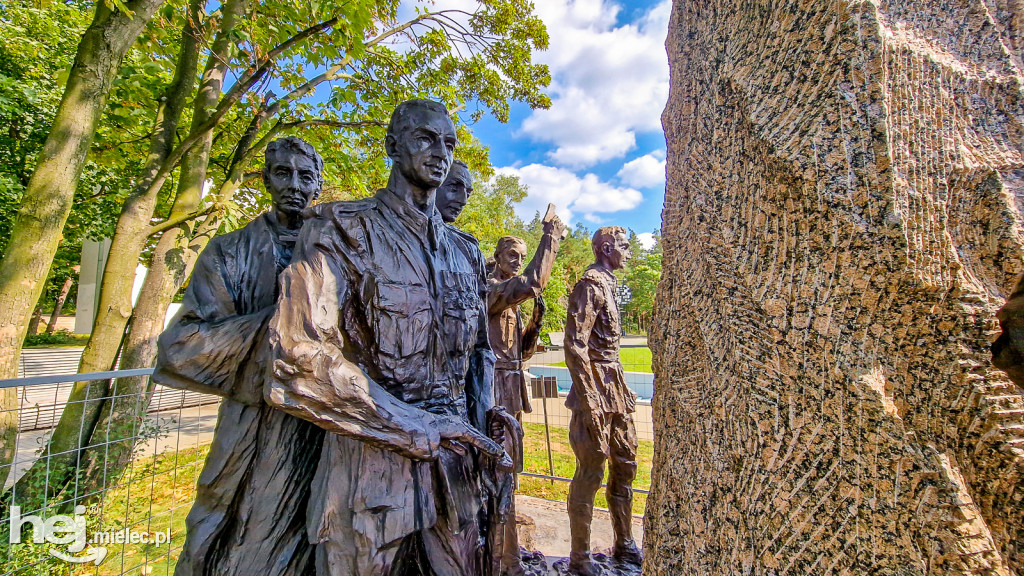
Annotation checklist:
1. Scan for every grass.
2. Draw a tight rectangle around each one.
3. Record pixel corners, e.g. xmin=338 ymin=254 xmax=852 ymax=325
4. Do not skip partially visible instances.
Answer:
xmin=76 ymin=443 xmax=211 ymax=576
xmin=519 ymin=422 xmax=652 ymax=516
xmin=9 ymin=423 xmax=650 ymax=575
xmin=23 ymin=330 xmax=89 ymax=348
xmin=552 ymin=346 xmax=653 ymax=374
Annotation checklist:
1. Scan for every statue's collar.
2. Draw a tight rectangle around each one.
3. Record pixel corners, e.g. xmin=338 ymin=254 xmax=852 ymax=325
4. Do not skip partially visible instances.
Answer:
xmin=377 ymin=187 xmax=444 ymax=233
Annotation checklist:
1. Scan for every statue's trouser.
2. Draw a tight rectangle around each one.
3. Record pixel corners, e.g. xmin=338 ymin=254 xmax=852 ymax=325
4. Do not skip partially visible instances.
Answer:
xmin=566 ymin=409 xmax=638 ymax=559
xmin=315 ymin=520 xmax=480 ymax=576
xmin=312 ymin=436 xmax=482 ymax=576
xmin=501 ymin=411 xmax=523 ymax=572
xmin=175 ymin=401 xmax=322 ymax=576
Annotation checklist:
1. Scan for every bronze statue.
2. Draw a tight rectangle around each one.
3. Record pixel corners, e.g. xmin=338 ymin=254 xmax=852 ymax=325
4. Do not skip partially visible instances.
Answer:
xmin=436 ymin=159 xmax=473 ymax=224
xmin=153 ymin=137 xmax=324 ymax=576
xmin=486 ymin=208 xmax=566 ymax=575
xmin=564 ymin=226 xmax=642 ymax=576
xmin=265 ymin=99 xmax=513 ymax=576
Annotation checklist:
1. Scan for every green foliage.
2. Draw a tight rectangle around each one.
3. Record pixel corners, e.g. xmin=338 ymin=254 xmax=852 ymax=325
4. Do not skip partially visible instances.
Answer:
xmin=24 ymin=329 xmax=89 ymax=348
xmin=621 ymin=231 xmax=661 ymax=335
xmin=455 ymin=172 xmax=527 ymax=254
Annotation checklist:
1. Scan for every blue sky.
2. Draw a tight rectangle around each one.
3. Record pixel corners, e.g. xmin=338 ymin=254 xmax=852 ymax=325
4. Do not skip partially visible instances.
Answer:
xmin=456 ymin=0 xmax=670 ymax=241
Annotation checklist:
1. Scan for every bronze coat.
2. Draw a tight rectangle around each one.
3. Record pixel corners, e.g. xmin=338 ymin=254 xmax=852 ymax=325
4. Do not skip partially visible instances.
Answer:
xmin=154 ymin=214 xmax=323 ymax=576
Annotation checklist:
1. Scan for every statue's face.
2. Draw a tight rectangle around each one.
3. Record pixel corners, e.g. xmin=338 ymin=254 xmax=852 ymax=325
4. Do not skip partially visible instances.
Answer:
xmin=388 ymin=107 xmax=458 ymax=190
xmin=436 ymin=164 xmax=472 ymax=223
xmin=604 ymin=231 xmax=632 ymax=271
xmin=264 ymin=150 xmax=320 ymax=216
xmin=496 ymin=241 xmax=527 ymax=278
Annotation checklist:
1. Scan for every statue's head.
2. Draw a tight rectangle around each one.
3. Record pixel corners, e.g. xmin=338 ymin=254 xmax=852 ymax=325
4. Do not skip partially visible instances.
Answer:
xmin=494 ymin=236 xmax=528 ymax=279
xmin=385 ymin=99 xmax=457 ymax=192
xmin=592 ymin=226 xmax=630 ymax=271
xmin=262 ymin=136 xmax=323 ymax=218
xmin=436 ymin=160 xmax=472 ymax=223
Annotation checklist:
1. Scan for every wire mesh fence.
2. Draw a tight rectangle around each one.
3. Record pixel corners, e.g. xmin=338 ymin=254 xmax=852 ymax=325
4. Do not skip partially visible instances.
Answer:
xmin=1 ymin=341 xmax=654 ymax=575
xmin=518 ymin=343 xmax=655 ymax=515
xmin=2 ymin=370 xmax=218 ymax=576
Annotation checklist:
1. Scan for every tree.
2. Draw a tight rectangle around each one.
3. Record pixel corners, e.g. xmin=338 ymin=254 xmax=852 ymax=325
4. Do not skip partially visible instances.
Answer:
xmin=0 ymin=0 xmax=167 ymax=489
xmin=455 ymin=172 xmax=527 ymax=254
xmin=9 ymin=0 xmax=552 ymax=505
xmin=622 ymin=231 xmax=661 ymax=335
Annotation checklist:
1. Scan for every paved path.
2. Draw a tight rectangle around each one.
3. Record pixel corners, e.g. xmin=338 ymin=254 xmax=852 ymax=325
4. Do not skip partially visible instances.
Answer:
xmin=518 ymin=495 xmax=644 ymax=562
xmin=6 ymin=404 xmax=221 ymax=490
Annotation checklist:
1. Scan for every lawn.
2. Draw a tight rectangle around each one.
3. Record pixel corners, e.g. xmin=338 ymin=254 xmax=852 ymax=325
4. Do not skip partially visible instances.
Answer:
xmin=552 ymin=346 xmax=653 ymax=374
xmin=5 ymin=423 xmax=651 ymax=575
xmin=519 ymin=422 xmax=651 ymax=516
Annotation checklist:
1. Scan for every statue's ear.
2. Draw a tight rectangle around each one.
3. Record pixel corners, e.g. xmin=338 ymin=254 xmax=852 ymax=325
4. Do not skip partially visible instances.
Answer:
xmin=384 ymin=134 xmax=398 ymax=160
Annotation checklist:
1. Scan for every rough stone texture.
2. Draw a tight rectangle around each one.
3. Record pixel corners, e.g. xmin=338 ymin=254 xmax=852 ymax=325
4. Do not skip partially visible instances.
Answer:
xmin=647 ymin=1 xmax=1024 ymax=574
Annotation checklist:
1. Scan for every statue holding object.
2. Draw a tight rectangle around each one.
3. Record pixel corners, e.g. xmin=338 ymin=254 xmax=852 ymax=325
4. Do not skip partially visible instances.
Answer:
xmin=486 ymin=205 xmax=566 ymax=575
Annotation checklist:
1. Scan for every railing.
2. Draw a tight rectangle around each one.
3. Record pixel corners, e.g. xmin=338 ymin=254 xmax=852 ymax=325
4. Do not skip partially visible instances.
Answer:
xmin=1 ymin=341 xmax=655 ymax=575
xmin=2 ymin=369 xmax=219 ymax=576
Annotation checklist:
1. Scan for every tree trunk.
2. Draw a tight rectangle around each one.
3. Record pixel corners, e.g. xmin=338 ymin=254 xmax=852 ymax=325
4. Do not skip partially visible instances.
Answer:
xmin=45 ymin=275 xmax=75 ymax=335
xmin=6 ymin=0 xmax=206 ymax=506
xmin=0 ymin=0 xmax=165 ymax=490
xmin=27 ymin=306 xmax=43 ymax=336
xmin=76 ymin=0 xmax=248 ymax=497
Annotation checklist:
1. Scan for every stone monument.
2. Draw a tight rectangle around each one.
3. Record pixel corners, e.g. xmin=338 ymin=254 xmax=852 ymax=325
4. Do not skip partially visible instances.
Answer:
xmin=563 ymin=226 xmax=642 ymax=576
xmin=265 ymin=99 xmax=514 ymax=576
xmin=647 ymin=1 xmax=1024 ymax=574
xmin=153 ymin=136 xmax=324 ymax=576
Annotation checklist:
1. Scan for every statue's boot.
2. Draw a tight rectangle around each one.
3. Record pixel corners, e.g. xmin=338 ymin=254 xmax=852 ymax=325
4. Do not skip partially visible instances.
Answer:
xmin=568 ymin=551 xmax=601 ymax=576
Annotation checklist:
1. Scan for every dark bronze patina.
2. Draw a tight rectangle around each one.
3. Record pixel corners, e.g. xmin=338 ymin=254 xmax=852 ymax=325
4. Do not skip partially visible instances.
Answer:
xmin=153 ymin=137 xmax=325 ymax=576
xmin=564 ymin=226 xmax=643 ymax=576
xmin=436 ymin=159 xmax=473 ymax=224
xmin=487 ymin=205 xmax=566 ymax=575
xmin=265 ymin=99 xmax=513 ymax=576
xmin=994 ymin=276 xmax=1024 ymax=387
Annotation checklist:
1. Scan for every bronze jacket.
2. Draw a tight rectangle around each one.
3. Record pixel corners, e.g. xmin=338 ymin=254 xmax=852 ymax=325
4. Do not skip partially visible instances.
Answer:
xmin=267 ymin=188 xmax=493 ymax=549
xmin=486 ymin=229 xmax=560 ymax=414
xmin=564 ymin=264 xmax=637 ymax=415
xmin=154 ymin=213 xmax=323 ymax=576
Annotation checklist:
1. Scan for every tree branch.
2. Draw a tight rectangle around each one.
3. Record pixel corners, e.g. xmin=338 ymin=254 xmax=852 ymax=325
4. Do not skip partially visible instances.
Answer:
xmin=146 ymin=204 xmax=217 ymax=237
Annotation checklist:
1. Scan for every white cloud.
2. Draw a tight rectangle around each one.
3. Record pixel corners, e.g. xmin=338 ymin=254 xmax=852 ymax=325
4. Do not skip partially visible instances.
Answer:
xmin=521 ymin=0 xmax=671 ymax=168
xmin=498 ymin=164 xmax=643 ymax=224
xmin=637 ymin=232 xmax=657 ymax=250
xmin=617 ymin=153 xmax=666 ymax=188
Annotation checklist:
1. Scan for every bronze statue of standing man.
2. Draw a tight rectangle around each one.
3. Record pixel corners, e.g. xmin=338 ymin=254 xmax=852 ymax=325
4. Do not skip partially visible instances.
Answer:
xmin=266 ymin=99 xmax=510 ymax=576
xmin=486 ymin=206 xmax=565 ymax=575
xmin=154 ymin=136 xmax=325 ymax=576
xmin=564 ymin=226 xmax=642 ymax=576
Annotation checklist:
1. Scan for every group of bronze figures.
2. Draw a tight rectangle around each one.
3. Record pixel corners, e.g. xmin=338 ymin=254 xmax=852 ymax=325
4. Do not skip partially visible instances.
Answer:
xmin=153 ymin=99 xmax=641 ymax=576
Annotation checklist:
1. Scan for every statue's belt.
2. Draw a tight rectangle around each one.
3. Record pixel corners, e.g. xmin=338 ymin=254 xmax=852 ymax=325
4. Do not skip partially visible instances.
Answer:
xmin=494 ymin=360 xmax=522 ymax=371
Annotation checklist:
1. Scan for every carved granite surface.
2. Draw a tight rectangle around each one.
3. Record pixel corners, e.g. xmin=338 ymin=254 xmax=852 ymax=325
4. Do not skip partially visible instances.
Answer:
xmin=647 ymin=1 xmax=1024 ymax=574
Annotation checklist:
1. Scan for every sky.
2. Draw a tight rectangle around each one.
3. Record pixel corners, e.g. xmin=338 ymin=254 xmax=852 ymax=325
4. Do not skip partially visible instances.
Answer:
xmin=441 ymin=0 xmax=671 ymax=242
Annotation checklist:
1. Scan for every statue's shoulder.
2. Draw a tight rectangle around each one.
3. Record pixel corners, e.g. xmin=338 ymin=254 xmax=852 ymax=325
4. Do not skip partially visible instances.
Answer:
xmin=579 ymin=265 xmax=606 ymax=284
xmin=207 ymin=213 xmax=270 ymax=254
xmin=302 ymin=198 xmax=379 ymax=224
xmin=445 ymin=224 xmax=481 ymax=248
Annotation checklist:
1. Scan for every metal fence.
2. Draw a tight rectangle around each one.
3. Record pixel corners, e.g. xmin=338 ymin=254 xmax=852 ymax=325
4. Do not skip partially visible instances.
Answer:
xmin=1 ymin=342 xmax=654 ymax=576
xmin=2 ymin=370 xmax=218 ymax=576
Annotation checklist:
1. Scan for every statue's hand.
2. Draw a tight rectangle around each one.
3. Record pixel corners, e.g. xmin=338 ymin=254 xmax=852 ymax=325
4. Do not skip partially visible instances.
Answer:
xmin=542 ymin=203 xmax=569 ymax=240
xmin=435 ymin=416 xmax=502 ymax=459
xmin=533 ymin=294 xmax=547 ymax=320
